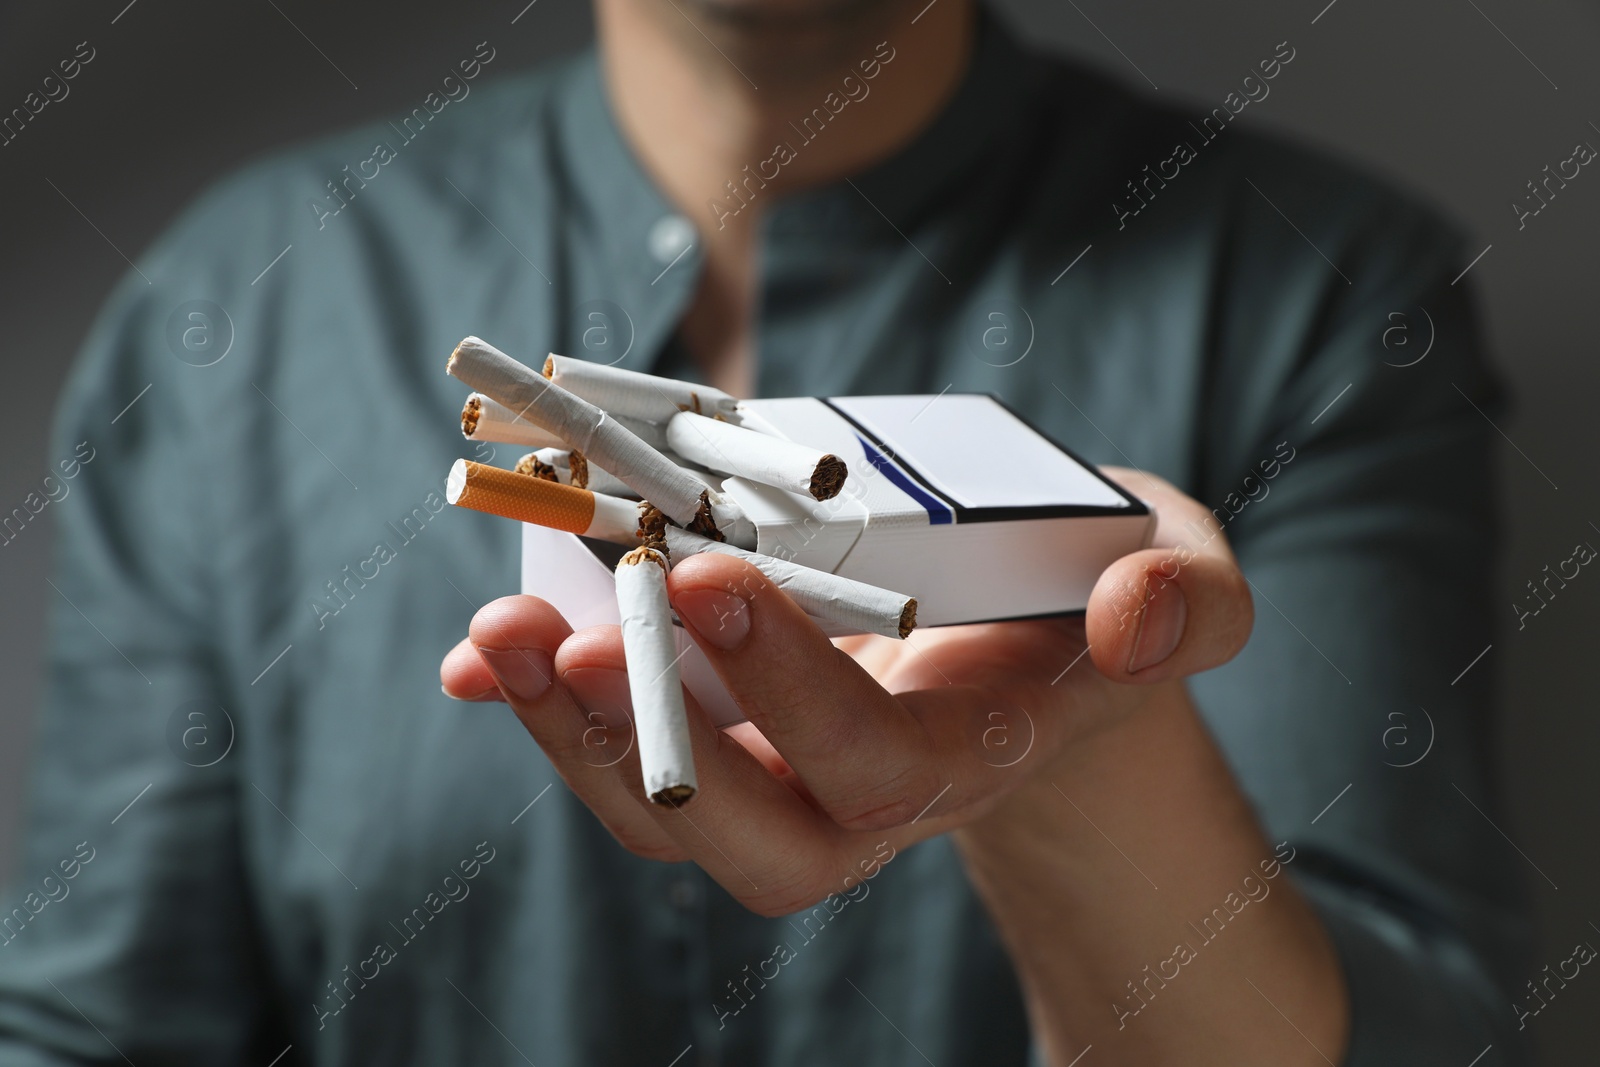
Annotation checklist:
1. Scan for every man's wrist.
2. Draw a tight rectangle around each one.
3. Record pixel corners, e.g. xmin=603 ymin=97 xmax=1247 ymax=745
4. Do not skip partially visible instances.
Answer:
xmin=950 ymin=683 xmax=1350 ymax=1065
xmin=955 ymin=679 xmax=1186 ymax=872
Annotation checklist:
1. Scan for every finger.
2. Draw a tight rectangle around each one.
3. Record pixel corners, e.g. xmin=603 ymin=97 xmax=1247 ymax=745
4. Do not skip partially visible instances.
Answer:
xmin=666 ymin=553 xmax=943 ymax=831
xmin=467 ymin=597 xmax=685 ymax=862
xmin=441 ymin=637 xmax=503 ymax=701
xmin=722 ymin=721 xmax=797 ymax=782
xmin=1085 ymin=472 xmax=1254 ymax=682
xmin=557 ymin=623 xmax=856 ymax=916
xmin=1101 ymin=466 xmax=1241 ymax=565
xmin=894 ymin=616 xmax=1086 ymax=693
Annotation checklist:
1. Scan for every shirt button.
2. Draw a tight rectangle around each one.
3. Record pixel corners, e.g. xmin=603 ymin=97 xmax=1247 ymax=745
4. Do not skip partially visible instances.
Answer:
xmin=668 ymin=878 xmax=697 ymax=910
xmin=649 ymin=215 xmax=697 ymax=265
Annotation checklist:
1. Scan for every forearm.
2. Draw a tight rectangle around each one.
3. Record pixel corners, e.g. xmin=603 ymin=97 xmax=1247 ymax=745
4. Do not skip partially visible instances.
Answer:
xmin=954 ymin=682 xmax=1349 ymax=1066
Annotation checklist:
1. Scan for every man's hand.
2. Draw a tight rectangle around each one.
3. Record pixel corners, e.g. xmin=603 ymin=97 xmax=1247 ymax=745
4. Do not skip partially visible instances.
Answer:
xmin=441 ymin=470 xmax=1238 ymax=907
xmin=440 ymin=470 xmax=1348 ymax=1064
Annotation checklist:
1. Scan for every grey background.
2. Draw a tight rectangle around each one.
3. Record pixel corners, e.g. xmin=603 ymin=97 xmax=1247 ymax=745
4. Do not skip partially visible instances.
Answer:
xmin=1 ymin=0 xmax=1595 ymax=1060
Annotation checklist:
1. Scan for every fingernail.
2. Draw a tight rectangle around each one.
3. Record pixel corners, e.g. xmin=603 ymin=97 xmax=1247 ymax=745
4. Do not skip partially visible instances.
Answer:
xmin=442 ymin=683 xmax=504 ymax=703
xmin=475 ymin=647 xmax=555 ymax=702
xmin=562 ymin=668 xmax=633 ymax=730
xmin=1128 ymin=578 xmax=1186 ymax=673
xmin=674 ymin=587 xmax=751 ymax=651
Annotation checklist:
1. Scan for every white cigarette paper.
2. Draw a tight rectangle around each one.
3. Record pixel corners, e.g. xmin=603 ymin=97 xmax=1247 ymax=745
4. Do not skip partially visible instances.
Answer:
xmin=534 ymin=448 xmax=730 ymax=501
xmin=464 ymin=393 xmax=672 ymax=452
xmin=461 ymin=394 xmax=568 ymax=450
xmin=666 ymin=410 xmax=847 ymax=501
xmin=615 ymin=548 xmax=697 ymax=805
xmin=611 ymin=413 xmax=673 ymax=453
xmin=448 ymin=337 xmax=723 ymax=534
xmin=663 ymin=527 xmax=916 ymax=639
xmin=545 ymin=354 xmax=740 ymax=424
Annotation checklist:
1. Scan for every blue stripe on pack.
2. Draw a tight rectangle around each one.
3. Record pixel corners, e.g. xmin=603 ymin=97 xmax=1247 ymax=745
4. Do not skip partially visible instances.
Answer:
xmin=855 ymin=435 xmax=952 ymax=525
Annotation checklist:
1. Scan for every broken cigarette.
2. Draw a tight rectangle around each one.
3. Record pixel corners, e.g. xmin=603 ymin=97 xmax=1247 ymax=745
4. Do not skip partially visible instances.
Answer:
xmin=514 ymin=451 xmax=561 ymax=482
xmin=448 ymin=337 xmax=743 ymax=538
xmin=615 ymin=547 xmax=697 ymax=805
xmin=662 ymin=527 xmax=916 ymax=639
xmin=519 ymin=448 xmax=641 ymax=500
xmin=545 ymin=354 xmax=740 ymax=424
xmin=464 ymin=392 xmax=671 ymax=453
xmin=461 ymin=394 xmax=569 ymax=451
xmin=666 ymin=410 xmax=847 ymax=501
xmin=446 ymin=459 xmax=647 ymax=545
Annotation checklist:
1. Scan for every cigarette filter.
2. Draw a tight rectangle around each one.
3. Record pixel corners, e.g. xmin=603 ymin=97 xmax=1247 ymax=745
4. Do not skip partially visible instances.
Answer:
xmin=666 ymin=409 xmax=847 ymax=500
xmin=663 ymin=527 xmax=914 ymax=639
xmin=615 ymin=547 xmax=697 ymax=805
xmin=449 ymin=337 xmax=746 ymax=540
xmin=446 ymin=459 xmax=644 ymax=544
xmin=545 ymin=354 xmax=739 ymax=424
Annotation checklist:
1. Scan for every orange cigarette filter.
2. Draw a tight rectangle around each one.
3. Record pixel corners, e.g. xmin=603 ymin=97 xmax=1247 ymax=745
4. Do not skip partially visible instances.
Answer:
xmin=446 ymin=459 xmax=640 ymax=542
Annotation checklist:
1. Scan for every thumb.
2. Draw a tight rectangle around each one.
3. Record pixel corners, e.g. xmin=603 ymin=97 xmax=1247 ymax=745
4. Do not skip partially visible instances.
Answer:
xmin=1085 ymin=546 xmax=1254 ymax=685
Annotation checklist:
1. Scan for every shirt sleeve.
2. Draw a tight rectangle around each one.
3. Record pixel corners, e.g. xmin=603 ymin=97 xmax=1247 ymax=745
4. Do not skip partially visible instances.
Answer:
xmin=0 ymin=265 xmax=276 ymax=1063
xmin=1186 ymin=167 xmax=1534 ymax=1065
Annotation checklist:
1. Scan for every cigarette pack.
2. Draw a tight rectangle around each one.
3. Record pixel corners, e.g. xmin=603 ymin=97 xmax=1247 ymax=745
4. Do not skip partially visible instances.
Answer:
xmin=520 ymin=393 xmax=1154 ymax=727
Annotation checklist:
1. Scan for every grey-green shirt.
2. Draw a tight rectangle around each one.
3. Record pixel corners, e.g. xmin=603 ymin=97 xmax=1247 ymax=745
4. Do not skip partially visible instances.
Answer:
xmin=0 ymin=15 xmax=1529 ymax=1066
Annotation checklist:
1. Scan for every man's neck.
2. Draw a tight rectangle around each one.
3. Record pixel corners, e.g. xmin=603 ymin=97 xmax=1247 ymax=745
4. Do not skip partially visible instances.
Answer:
xmin=591 ymin=0 xmax=975 ymax=395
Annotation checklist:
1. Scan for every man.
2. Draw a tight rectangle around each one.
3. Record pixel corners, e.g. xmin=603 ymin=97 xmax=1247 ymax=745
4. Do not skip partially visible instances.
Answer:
xmin=0 ymin=0 xmax=1527 ymax=1062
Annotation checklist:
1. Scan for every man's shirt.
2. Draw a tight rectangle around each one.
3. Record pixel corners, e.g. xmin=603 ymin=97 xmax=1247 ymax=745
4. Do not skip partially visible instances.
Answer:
xmin=0 ymin=14 xmax=1529 ymax=1066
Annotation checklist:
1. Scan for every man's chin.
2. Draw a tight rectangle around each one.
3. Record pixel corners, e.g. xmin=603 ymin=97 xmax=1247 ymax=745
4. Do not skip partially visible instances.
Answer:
xmin=676 ymin=0 xmax=902 ymax=33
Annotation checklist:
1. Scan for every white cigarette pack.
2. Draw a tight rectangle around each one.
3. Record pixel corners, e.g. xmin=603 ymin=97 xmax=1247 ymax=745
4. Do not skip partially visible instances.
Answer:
xmin=520 ymin=393 xmax=1154 ymax=727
